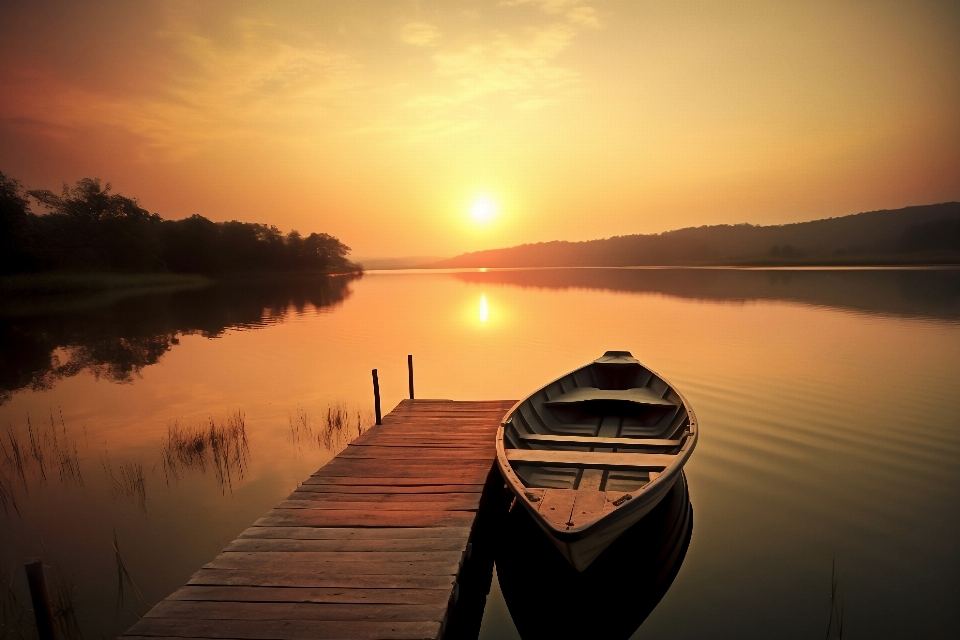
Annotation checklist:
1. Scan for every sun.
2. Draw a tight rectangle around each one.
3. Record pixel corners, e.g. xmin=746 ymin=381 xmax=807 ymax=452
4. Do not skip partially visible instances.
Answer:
xmin=471 ymin=195 xmax=496 ymax=224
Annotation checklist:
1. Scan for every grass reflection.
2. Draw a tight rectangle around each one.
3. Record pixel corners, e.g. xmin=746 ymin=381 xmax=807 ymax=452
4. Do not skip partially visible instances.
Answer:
xmin=0 ymin=411 xmax=83 ymax=515
xmin=288 ymin=403 xmax=372 ymax=456
xmin=113 ymin=532 xmax=150 ymax=618
xmin=161 ymin=412 xmax=249 ymax=494
xmin=1 ymin=568 xmax=34 ymax=640
xmin=101 ymin=457 xmax=147 ymax=513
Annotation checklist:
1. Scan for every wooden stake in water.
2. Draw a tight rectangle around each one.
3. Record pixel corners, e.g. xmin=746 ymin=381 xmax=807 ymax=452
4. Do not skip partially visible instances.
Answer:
xmin=24 ymin=559 xmax=56 ymax=640
xmin=408 ymin=354 xmax=415 ymax=400
xmin=372 ymin=369 xmax=382 ymax=425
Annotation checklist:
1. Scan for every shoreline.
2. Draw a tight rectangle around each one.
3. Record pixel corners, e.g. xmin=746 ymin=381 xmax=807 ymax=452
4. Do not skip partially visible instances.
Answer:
xmin=0 ymin=269 xmax=364 ymax=296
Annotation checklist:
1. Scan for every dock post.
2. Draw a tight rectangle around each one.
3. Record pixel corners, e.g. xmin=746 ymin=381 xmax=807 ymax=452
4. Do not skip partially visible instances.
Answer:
xmin=408 ymin=354 xmax=415 ymax=400
xmin=372 ymin=369 xmax=382 ymax=425
xmin=24 ymin=559 xmax=56 ymax=640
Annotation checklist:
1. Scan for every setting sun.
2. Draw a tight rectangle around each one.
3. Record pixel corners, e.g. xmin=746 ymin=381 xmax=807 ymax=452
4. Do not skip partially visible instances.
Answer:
xmin=471 ymin=195 xmax=497 ymax=224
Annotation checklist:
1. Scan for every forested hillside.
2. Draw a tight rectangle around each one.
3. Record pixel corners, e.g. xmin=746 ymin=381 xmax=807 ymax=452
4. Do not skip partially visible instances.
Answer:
xmin=434 ymin=203 xmax=960 ymax=268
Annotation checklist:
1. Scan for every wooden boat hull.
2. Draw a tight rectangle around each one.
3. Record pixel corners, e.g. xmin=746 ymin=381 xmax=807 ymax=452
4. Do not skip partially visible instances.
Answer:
xmin=496 ymin=351 xmax=697 ymax=571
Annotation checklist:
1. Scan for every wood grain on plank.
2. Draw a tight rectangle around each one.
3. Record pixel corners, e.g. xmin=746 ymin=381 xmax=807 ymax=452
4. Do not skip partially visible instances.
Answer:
xmin=254 ymin=509 xmax=476 ymax=528
xmin=165 ymin=585 xmax=453 ymax=606
xmin=187 ymin=568 xmax=456 ymax=589
xmin=291 ymin=483 xmax=484 ymax=494
xmin=238 ymin=527 xmax=471 ymax=540
xmin=336 ymin=447 xmax=492 ymax=460
xmin=224 ymin=538 xmax=468 ymax=553
xmin=126 ymin=618 xmax=441 ymax=640
xmin=275 ymin=497 xmax=480 ymax=511
xmin=282 ymin=491 xmax=481 ymax=503
xmin=145 ymin=600 xmax=448 ymax=622
xmin=308 ymin=462 xmax=492 ymax=478
xmin=298 ymin=476 xmax=489 ymax=486
xmin=207 ymin=551 xmax=463 ymax=568
xmin=195 ymin=560 xmax=460 ymax=577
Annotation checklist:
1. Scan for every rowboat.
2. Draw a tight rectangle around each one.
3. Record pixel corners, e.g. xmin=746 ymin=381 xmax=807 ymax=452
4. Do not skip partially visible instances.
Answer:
xmin=495 ymin=351 xmax=697 ymax=571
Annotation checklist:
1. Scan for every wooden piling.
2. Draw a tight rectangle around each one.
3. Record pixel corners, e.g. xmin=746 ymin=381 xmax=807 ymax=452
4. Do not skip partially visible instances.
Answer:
xmin=372 ymin=369 xmax=382 ymax=425
xmin=24 ymin=559 xmax=56 ymax=640
xmin=408 ymin=355 xmax=415 ymax=400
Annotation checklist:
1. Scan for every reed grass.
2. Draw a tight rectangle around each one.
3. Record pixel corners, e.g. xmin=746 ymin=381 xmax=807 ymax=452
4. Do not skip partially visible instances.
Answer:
xmin=25 ymin=419 xmax=45 ymax=484
xmin=119 ymin=462 xmax=146 ymax=513
xmin=288 ymin=406 xmax=311 ymax=452
xmin=161 ymin=412 xmax=249 ymax=493
xmin=49 ymin=410 xmax=82 ymax=487
xmin=2 ymin=426 xmax=28 ymax=490
xmin=0 ymin=476 xmax=17 ymax=517
xmin=48 ymin=568 xmax=81 ymax=640
xmin=825 ymin=558 xmax=845 ymax=640
xmin=113 ymin=531 xmax=150 ymax=617
xmin=101 ymin=456 xmax=147 ymax=513
xmin=1 ymin=569 xmax=35 ymax=640
xmin=0 ymin=411 xmax=82 ymax=514
xmin=288 ymin=403 xmax=372 ymax=456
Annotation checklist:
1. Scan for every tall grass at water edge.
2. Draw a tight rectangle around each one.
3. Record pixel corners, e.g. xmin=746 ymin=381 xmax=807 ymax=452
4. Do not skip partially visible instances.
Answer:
xmin=0 ymin=411 xmax=83 ymax=515
xmin=289 ymin=404 xmax=373 ymax=456
xmin=161 ymin=412 xmax=249 ymax=494
xmin=101 ymin=457 xmax=147 ymax=513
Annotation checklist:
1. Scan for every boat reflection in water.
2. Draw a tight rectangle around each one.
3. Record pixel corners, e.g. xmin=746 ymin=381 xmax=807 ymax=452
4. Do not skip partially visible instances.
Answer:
xmin=495 ymin=471 xmax=693 ymax=639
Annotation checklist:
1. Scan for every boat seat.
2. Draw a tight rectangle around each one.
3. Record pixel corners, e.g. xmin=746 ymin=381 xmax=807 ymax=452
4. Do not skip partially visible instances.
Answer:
xmin=544 ymin=387 xmax=675 ymax=408
xmin=517 ymin=433 xmax=683 ymax=448
xmin=505 ymin=449 xmax=673 ymax=469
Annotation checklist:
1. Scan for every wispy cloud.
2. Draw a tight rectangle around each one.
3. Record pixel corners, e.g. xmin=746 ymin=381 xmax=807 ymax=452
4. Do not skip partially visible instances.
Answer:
xmin=501 ymin=0 xmax=600 ymax=27
xmin=0 ymin=1 xmax=603 ymax=159
xmin=391 ymin=1 xmax=599 ymax=136
xmin=401 ymin=22 xmax=440 ymax=47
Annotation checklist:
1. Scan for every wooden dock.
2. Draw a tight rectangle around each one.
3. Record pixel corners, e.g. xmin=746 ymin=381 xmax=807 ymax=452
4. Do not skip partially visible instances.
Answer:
xmin=121 ymin=399 xmax=516 ymax=640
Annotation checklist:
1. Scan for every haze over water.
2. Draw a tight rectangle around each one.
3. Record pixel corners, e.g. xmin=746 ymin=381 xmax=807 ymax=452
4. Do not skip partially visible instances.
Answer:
xmin=1 ymin=268 xmax=958 ymax=639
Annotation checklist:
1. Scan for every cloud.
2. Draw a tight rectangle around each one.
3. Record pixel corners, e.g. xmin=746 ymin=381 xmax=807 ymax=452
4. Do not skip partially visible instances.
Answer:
xmin=501 ymin=0 xmax=600 ymax=27
xmin=566 ymin=6 xmax=599 ymax=28
xmin=401 ymin=22 xmax=440 ymax=47
xmin=0 ymin=1 xmax=605 ymax=158
xmin=396 ymin=2 xmax=597 ymax=130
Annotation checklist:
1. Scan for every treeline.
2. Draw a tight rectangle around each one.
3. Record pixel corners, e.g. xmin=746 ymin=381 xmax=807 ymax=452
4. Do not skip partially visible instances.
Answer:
xmin=0 ymin=171 xmax=358 ymax=276
xmin=434 ymin=202 xmax=960 ymax=268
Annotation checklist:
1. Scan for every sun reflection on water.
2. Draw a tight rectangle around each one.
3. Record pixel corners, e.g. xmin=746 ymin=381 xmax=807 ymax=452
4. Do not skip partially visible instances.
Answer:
xmin=479 ymin=294 xmax=489 ymax=322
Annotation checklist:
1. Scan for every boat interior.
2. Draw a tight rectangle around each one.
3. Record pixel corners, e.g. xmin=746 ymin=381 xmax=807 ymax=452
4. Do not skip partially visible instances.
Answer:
xmin=502 ymin=352 xmax=693 ymax=493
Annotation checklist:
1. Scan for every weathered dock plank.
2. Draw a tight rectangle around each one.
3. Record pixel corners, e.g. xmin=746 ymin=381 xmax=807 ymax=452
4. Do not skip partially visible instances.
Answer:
xmin=122 ymin=399 xmax=514 ymax=640
xmin=166 ymin=585 xmax=454 ymax=606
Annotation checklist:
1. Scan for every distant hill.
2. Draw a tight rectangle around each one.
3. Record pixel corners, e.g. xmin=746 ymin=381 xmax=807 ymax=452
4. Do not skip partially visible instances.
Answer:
xmin=432 ymin=203 xmax=960 ymax=268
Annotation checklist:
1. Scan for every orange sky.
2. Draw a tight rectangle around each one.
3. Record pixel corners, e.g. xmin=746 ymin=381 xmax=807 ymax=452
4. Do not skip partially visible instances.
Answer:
xmin=1 ymin=1 xmax=958 ymax=258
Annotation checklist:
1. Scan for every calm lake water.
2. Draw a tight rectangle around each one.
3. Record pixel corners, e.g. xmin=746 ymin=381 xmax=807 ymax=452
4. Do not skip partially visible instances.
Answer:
xmin=1 ymin=268 xmax=959 ymax=639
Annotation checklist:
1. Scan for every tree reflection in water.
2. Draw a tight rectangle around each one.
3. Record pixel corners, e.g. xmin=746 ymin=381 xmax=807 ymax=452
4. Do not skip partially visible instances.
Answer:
xmin=454 ymin=267 xmax=960 ymax=321
xmin=496 ymin=472 xmax=693 ymax=640
xmin=0 ymin=273 xmax=359 ymax=404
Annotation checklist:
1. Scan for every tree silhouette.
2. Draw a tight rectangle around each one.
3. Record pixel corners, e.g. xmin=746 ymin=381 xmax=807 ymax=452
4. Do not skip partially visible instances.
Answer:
xmin=0 ymin=171 xmax=357 ymax=276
